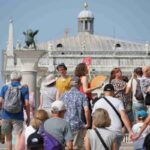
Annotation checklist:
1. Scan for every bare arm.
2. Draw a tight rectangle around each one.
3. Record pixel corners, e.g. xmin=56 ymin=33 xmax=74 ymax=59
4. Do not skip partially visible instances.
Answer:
xmin=18 ymin=130 xmax=25 ymax=150
xmin=84 ymin=106 xmax=91 ymax=128
xmin=38 ymin=94 xmax=43 ymax=109
xmin=24 ymin=100 xmax=30 ymax=126
xmin=56 ymin=89 xmax=61 ymax=100
xmin=133 ymin=114 xmax=150 ymax=140
xmin=84 ymin=133 xmax=91 ymax=150
xmin=66 ymin=140 xmax=73 ymax=150
xmin=119 ymin=110 xmax=134 ymax=138
xmin=112 ymin=139 xmax=117 ymax=150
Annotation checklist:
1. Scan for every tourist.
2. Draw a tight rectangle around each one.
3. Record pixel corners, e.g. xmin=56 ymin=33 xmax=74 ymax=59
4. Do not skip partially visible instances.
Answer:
xmin=0 ymin=71 xmax=30 ymax=150
xmin=84 ymin=108 xmax=116 ymax=150
xmin=44 ymin=101 xmax=73 ymax=150
xmin=126 ymin=67 xmax=147 ymax=122
xmin=74 ymin=63 xmax=103 ymax=101
xmin=61 ymin=76 xmax=90 ymax=149
xmin=18 ymin=109 xmax=49 ymax=150
xmin=92 ymin=84 xmax=134 ymax=150
xmin=109 ymin=67 xmax=127 ymax=105
xmin=39 ymin=74 xmax=59 ymax=116
xmin=56 ymin=63 xmax=71 ymax=97
xmin=132 ymin=110 xmax=150 ymax=150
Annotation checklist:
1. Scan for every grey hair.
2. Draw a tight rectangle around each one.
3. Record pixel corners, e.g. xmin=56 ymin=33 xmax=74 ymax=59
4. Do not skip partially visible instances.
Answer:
xmin=10 ymin=71 xmax=22 ymax=81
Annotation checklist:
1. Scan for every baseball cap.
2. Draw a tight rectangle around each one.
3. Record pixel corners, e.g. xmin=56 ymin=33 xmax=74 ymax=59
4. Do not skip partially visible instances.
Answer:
xmin=137 ymin=110 xmax=148 ymax=119
xmin=51 ymin=101 xmax=66 ymax=112
xmin=27 ymin=131 xmax=44 ymax=149
xmin=70 ymin=76 xmax=80 ymax=86
xmin=104 ymin=84 xmax=114 ymax=92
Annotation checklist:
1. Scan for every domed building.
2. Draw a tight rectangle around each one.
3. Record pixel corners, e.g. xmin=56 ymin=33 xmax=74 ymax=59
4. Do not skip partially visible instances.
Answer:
xmin=2 ymin=2 xmax=150 ymax=100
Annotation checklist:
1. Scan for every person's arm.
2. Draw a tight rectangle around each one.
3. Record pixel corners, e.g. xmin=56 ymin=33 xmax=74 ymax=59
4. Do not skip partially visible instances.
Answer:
xmin=111 ymin=139 xmax=117 ymax=150
xmin=38 ymin=94 xmax=43 ymax=109
xmin=17 ymin=130 xmax=26 ymax=150
xmin=84 ymin=133 xmax=91 ymax=150
xmin=0 ymin=97 xmax=3 ymax=108
xmin=56 ymin=89 xmax=61 ymax=100
xmin=119 ymin=110 xmax=134 ymax=139
xmin=133 ymin=114 xmax=150 ymax=140
xmin=84 ymin=106 xmax=91 ymax=129
xmin=82 ymin=76 xmax=103 ymax=93
xmin=66 ymin=140 xmax=73 ymax=150
xmin=24 ymin=100 xmax=30 ymax=126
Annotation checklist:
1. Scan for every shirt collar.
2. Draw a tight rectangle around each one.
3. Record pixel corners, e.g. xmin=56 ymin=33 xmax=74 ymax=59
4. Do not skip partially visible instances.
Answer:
xmin=11 ymin=81 xmax=21 ymax=86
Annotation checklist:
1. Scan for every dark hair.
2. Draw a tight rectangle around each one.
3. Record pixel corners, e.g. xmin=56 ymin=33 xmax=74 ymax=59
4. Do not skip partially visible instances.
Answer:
xmin=56 ymin=63 xmax=67 ymax=70
xmin=134 ymin=67 xmax=143 ymax=76
xmin=143 ymin=133 xmax=150 ymax=150
xmin=74 ymin=63 xmax=88 ymax=77
xmin=122 ymin=76 xmax=129 ymax=83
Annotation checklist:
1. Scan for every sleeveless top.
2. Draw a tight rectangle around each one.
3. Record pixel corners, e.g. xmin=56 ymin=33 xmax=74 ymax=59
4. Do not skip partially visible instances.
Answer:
xmin=80 ymin=76 xmax=92 ymax=100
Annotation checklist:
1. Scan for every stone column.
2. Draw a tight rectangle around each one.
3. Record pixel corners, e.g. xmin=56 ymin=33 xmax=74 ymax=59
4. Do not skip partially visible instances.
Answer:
xmin=14 ymin=49 xmax=47 ymax=94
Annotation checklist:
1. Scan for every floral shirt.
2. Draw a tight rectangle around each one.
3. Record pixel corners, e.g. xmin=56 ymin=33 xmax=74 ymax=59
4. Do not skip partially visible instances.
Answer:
xmin=140 ymin=76 xmax=150 ymax=97
xmin=111 ymin=79 xmax=127 ymax=105
xmin=60 ymin=87 xmax=88 ymax=132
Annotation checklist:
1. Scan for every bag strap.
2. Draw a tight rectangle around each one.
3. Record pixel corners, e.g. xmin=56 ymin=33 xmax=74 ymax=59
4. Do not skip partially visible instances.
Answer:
xmin=94 ymin=128 xmax=109 ymax=150
xmin=103 ymin=97 xmax=124 ymax=127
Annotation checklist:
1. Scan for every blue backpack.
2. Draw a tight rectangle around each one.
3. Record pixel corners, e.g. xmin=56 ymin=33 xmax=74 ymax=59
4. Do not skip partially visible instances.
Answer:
xmin=40 ymin=124 xmax=63 ymax=150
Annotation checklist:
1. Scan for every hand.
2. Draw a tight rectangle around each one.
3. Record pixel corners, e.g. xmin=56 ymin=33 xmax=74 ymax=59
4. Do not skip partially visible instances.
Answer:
xmin=129 ymin=130 xmax=136 ymax=141
xmin=131 ymin=134 xmax=140 ymax=141
xmin=84 ymin=124 xmax=90 ymax=129
xmin=26 ymin=117 xmax=30 ymax=126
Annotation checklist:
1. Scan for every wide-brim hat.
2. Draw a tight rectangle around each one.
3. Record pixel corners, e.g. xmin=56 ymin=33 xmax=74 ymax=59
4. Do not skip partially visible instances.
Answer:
xmin=43 ymin=74 xmax=57 ymax=86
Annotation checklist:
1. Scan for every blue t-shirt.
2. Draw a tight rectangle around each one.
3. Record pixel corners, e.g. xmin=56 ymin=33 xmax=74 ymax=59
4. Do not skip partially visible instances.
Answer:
xmin=0 ymin=81 xmax=29 ymax=120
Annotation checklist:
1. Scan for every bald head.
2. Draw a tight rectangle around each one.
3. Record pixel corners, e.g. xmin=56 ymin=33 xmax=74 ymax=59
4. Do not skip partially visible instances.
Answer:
xmin=142 ymin=66 xmax=150 ymax=77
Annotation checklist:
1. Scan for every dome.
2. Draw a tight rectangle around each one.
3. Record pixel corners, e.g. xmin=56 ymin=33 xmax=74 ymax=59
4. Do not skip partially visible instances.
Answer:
xmin=78 ymin=10 xmax=94 ymax=19
xmin=78 ymin=2 xmax=94 ymax=19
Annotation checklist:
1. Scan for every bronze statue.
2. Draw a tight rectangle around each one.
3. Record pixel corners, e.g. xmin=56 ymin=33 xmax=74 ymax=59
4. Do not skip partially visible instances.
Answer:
xmin=23 ymin=29 xmax=39 ymax=49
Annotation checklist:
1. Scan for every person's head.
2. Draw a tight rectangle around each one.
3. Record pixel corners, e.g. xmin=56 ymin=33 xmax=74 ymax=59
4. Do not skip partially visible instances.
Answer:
xmin=43 ymin=74 xmax=57 ymax=87
xmin=51 ymin=101 xmax=66 ymax=118
xmin=142 ymin=66 xmax=150 ymax=77
xmin=74 ymin=63 xmax=88 ymax=77
xmin=109 ymin=67 xmax=122 ymax=83
xmin=143 ymin=133 xmax=150 ymax=150
xmin=56 ymin=63 xmax=67 ymax=77
xmin=31 ymin=109 xmax=49 ymax=129
xmin=27 ymin=131 xmax=44 ymax=150
xmin=136 ymin=110 xmax=148 ymax=122
xmin=69 ymin=76 xmax=81 ymax=88
xmin=93 ymin=108 xmax=111 ymax=128
xmin=122 ymin=76 xmax=129 ymax=83
xmin=10 ymin=71 xmax=22 ymax=82
xmin=103 ymin=84 xmax=114 ymax=96
xmin=134 ymin=67 xmax=143 ymax=77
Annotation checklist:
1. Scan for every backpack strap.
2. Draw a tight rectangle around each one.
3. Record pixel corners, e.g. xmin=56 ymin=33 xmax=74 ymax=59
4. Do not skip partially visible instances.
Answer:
xmin=103 ymin=97 xmax=124 ymax=127
xmin=94 ymin=128 xmax=109 ymax=150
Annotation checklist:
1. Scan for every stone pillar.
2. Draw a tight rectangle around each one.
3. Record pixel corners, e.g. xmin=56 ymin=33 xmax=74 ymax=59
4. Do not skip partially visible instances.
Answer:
xmin=14 ymin=49 xmax=47 ymax=95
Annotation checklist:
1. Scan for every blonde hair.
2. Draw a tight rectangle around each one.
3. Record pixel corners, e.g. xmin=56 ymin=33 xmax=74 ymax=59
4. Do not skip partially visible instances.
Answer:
xmin=31 ymin=109 xmax=49 ymax=129
xmin=93 ymin=108 xmax=111 ymax=128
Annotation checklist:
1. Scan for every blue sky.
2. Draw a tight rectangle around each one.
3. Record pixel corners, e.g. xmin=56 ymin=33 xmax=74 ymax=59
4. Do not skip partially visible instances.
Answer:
xmin=0 ymin=0 xmax=150 ymax=83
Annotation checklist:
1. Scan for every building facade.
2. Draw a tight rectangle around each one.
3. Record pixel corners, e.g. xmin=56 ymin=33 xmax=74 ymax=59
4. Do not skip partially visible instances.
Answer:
xmin=2 ymin=2 xmax=150 ymax=102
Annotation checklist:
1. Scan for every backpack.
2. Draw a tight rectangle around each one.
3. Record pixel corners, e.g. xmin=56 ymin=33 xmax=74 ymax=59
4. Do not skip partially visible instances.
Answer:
xmin=4 ymin=85 xmax=22 ymax=113
xmin=40 ymin=124 xmax=63 ymax=150
xmin=134 ymin=79 xmax=144 ymax=102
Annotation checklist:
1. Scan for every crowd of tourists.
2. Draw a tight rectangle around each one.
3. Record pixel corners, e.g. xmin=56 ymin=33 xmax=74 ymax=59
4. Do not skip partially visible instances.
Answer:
xmin=1 ymin=63 xmax=150 ymax=150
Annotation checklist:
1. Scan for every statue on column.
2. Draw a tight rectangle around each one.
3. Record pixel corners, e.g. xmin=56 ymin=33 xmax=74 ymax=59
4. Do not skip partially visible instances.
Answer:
xmin=23 ymin=29 xmax=39 ymax=49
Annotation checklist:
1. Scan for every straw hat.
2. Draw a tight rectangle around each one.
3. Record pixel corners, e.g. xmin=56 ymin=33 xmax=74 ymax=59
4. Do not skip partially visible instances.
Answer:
xmin=43 ymin=74 xmax=57 ymax=86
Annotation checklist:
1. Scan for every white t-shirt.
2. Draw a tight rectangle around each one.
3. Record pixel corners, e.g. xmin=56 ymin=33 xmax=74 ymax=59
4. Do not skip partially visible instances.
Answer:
xmin=92 ymin=96 xmax=125 ymax=133
xmin=132 ymin=122 xmax=150 ymax=149
xmin=25 ymin=125 xmax=36 ymax=145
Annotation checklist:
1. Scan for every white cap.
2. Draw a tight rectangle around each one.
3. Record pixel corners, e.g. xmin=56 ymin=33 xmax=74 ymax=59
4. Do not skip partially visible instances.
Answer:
xmin=51 ymin=101 xmax=66 ymax=112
